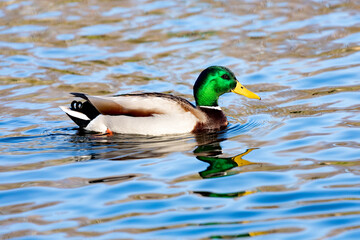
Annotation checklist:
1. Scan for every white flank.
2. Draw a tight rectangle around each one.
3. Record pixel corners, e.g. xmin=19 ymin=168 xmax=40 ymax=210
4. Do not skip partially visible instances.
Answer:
xmin=59 ymin=106 xmax=90 ymax=121
xmin=85 ymin=112 xmax=198 ymax=135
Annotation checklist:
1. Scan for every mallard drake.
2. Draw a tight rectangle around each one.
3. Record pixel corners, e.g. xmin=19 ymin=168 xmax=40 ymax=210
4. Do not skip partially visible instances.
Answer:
xmin=60 ymin=66 xmax=260 ymax=135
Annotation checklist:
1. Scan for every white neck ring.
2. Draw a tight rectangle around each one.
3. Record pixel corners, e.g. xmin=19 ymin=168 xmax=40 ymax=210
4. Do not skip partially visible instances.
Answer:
xmin=199 ymin=106 xmax=222 ymax=110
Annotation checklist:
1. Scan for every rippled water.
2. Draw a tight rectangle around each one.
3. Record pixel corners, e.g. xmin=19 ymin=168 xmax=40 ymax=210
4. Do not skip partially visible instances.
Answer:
xmin=1 ymin=0 xmax=360 ymax=239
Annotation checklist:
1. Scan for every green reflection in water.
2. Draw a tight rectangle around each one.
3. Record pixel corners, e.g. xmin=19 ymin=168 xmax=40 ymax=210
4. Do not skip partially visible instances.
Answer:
xmin=196 ymin=148 xmax=256 ymax=179
xmin=194 ymin=138 xmax=258 ymax=199
xmin=194 ymin=134 xmax=257 ymax=179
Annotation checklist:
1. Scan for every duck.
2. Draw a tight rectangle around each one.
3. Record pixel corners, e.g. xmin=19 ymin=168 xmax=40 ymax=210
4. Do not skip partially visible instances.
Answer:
xmin=60 ymin=66 xmax=260 ymax=135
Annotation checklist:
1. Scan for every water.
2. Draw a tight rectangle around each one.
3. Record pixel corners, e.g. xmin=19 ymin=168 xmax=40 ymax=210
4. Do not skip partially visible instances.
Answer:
xmin=1 ymin=0 xmax=360 ymax=239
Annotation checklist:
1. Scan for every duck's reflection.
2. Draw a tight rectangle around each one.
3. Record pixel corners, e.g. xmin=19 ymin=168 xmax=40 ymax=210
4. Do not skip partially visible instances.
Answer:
xmin=73 ymin=130 xmax=260 ymax=185
xmin=196 ymin=148 xmax=257 ymax=178
xmin=190 ymin=133 xmax=261 ymax=200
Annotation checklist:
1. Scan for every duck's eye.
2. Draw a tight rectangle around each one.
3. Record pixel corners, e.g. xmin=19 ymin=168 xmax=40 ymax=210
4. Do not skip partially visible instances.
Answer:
xmin=221 ymin=74 xmax=230 ymax=80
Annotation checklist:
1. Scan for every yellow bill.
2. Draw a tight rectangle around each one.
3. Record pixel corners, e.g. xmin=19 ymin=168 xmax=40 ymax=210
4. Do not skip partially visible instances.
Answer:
xmin=231 ymin=81 xmax=261 ymax=100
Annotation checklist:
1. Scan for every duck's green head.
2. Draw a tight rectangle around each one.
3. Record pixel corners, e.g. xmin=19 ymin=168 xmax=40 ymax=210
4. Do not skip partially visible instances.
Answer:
xmin=193 ymin=66 xmax=260 ymax=107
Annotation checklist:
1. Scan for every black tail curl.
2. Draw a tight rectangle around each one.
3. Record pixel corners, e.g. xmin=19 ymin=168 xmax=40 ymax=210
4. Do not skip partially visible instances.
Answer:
xmin=66 ymin=94 xmax=101 ymax=128
xmin=70 ymin=100 xmax=100 ymax=121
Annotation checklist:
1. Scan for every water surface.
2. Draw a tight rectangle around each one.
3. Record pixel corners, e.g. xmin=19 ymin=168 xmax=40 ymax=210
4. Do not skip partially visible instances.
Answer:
xmin=1 ymin=0 xmax=360 ymax=239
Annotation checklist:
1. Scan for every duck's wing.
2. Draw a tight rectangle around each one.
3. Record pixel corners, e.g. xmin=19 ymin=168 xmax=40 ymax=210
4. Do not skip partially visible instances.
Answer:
xmin=71 ymin=92 xmax=206 ymax=120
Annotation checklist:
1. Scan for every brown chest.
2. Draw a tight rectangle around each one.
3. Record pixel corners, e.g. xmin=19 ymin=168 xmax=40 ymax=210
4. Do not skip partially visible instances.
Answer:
xmin=192 ymin=107 xmax=228 ymax=133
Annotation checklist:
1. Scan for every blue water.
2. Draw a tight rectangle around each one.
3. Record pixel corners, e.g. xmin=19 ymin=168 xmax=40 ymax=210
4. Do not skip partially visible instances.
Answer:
xmin=1 ymin=0 xmax=360 ymax=239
